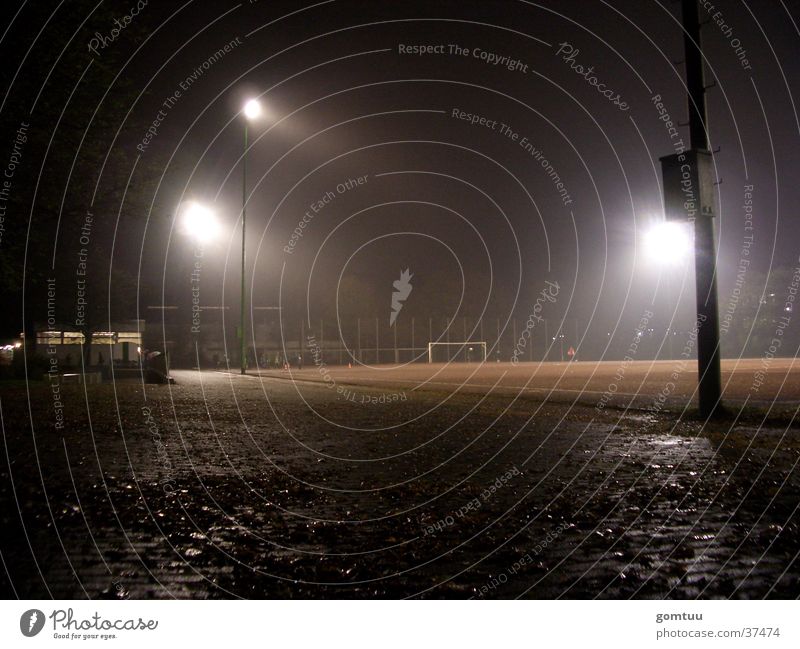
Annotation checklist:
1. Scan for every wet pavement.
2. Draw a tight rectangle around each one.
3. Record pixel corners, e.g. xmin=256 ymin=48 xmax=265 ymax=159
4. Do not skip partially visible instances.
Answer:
xmin=1 ymin=369 xmax=798 ymax=598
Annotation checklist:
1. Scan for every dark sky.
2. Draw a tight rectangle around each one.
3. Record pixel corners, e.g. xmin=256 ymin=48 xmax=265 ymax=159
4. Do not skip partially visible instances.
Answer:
xmin=1 ymin=0 xmax=799 ymax=349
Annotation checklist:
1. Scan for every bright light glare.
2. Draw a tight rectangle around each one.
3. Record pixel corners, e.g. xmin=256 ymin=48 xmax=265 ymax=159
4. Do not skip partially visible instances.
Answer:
xmin=243 ymin=99 xmax=262 ymax=120
xmin=643 ymin=221 xmax=692 ymax=266
xmin=183 ymin=202 xmax=220 ymax=244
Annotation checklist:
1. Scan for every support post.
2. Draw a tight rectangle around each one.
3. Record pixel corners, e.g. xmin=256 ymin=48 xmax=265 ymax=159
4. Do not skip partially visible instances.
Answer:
xmin=496 ymin=317 xmax=500 ymax=361
xmin=683 ymin=0 xmax=723 ymax=417
xmin=512 ymin=318 xmax=517 ymax=363
xmin=411 ymin=316 xmax=415 ymax=361
xmin=544 ymin=319 xmax=548 ymax=361
xmin=240 ymin=122 xmax=248 ymax=374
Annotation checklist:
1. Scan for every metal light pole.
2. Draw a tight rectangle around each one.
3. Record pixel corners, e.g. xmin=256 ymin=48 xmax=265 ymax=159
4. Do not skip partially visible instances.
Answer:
xmin=241 ymin=99 xmax=262 ymax=374
xmin=241 ymin=119 xmax=247 ymax=374
xmin=683 ymin=0 xmax=723 ymax=417
xmin=661 ymin=1 xmax=723 ymax=417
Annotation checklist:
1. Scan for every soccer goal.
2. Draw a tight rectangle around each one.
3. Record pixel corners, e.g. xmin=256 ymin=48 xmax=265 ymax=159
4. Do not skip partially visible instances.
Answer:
xmin=427 ymin=341 xmax=487 ymax=363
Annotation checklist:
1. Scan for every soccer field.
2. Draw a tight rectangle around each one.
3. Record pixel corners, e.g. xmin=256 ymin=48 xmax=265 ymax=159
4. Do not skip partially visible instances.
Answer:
xmin=253 ymin=358 xmax=800 ymax=413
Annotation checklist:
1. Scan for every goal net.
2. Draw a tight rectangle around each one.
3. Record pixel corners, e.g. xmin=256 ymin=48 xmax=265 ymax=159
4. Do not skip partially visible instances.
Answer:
xmin=427 ymin=342 xmax=487 ymax=363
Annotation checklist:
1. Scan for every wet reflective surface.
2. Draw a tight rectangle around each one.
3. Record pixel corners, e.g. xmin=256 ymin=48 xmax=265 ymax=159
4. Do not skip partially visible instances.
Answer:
xmin=1 ymin=370 xmax=798 ymax=598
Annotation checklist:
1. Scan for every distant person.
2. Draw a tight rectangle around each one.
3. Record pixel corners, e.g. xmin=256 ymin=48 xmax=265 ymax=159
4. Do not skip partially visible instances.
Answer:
xmin=297 ymin=354 xmax=303 ymax=370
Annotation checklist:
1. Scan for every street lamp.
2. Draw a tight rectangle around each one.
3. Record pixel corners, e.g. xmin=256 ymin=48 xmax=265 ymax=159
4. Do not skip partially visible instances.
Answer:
xmin=243 ymin=99 xmax=262 ymax=120
xmin=656 ymin=0 xmax=723 ymax=418
xmin=182 ymin=201 xmax=220 ymax=245
xmin=642 ymin=221 xmax=691 ymax=267
xmin=240 ymin=98 xmax=262 ymax=374
xmin=643 ymin=220 xmax=691 ymax=360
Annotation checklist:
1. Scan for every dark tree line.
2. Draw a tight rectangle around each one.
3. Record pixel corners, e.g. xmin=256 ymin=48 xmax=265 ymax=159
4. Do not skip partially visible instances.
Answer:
xmin=0 ymin=2 xmax=187 ymax=367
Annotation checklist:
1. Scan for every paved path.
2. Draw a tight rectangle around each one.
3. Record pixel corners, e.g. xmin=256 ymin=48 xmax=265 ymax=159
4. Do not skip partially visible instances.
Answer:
xmin=0 ymin=369 xmax=798 ymax=598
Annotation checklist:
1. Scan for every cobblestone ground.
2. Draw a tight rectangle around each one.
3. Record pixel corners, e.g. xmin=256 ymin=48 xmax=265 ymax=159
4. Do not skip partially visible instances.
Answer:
xmin=1 ymin=369 xmax=798 ymax=599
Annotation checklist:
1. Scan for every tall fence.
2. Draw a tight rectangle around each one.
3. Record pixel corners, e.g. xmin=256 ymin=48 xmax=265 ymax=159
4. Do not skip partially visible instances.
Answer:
xmin=147 ymin=310 xmax=694 ymax=368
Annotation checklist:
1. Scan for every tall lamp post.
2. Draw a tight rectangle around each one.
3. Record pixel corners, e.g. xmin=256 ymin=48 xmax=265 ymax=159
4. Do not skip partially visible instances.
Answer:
xmin=241 ymin=98 xmax=262 ymax=374
xmin=660 ymin=0 xmax=723 ymax=418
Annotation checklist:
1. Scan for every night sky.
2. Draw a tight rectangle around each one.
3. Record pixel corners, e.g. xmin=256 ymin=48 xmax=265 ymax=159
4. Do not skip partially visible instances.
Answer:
xmin=1 ymin=0 xmax=799 ymax=354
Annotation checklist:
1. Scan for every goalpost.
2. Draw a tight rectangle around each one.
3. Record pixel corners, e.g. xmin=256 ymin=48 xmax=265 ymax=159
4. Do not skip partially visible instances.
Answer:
xmin=427 ymin=342 xmax=487 ymax=363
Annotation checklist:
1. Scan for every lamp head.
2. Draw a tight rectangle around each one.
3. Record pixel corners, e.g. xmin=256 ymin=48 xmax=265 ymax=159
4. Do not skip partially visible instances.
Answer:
xmin=243 ymin=99 xmax=262 ymax=120
xmin=643 ymin=221 xmax=691 ymax=266
xmin=183 ymin=202 xmax=220 ymax=244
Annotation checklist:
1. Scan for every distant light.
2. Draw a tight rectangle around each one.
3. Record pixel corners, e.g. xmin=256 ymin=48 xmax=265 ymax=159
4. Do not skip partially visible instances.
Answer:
xmin=643 ymin=221 xmax=691 ymax=266
xmin=14 ymin=342 xmax=21 ymax=348
xmin=183 ymin=202 xmax=220 ymax=244
xmin=243 ymin=99 xmax=262 ymax=120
